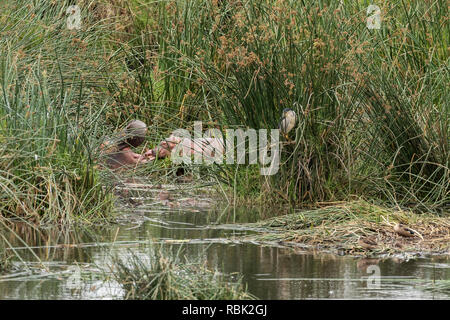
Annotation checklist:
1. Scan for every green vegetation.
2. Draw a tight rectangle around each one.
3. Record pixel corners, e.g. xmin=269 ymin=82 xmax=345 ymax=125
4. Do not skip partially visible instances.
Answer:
xmin=0 ymin=0 xmax=119 ymax=224
xmin=0 ymin=0 xmax=447 ymax=301
xmin=0 ymin=0 xmax=448 ymax=224
xmin=110 ymin=246 xmax=254 ymax=299
xmin=123 ymin=0 xmax=448 ymax=212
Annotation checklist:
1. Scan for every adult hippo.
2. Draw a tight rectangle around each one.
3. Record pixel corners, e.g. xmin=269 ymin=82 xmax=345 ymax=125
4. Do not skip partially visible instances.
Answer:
xmin=100 ymin=120 xmax=150 ymax=169
xmin=100 ymin=120 xmax=225 ymax=169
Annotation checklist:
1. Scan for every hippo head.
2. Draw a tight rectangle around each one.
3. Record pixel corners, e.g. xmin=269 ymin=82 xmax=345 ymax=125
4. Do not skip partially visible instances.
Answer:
xmin=118 ymin=120 xmax=147 ymax=149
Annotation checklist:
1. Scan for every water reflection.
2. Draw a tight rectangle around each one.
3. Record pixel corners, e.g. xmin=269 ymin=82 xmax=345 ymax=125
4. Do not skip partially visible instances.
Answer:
xmin=0 ymin=202 xmax=449 ymax=300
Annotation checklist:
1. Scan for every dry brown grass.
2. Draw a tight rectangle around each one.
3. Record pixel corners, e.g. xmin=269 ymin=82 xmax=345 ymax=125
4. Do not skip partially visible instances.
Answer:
xmin=242 ymin=201 xmax=450 ymax=255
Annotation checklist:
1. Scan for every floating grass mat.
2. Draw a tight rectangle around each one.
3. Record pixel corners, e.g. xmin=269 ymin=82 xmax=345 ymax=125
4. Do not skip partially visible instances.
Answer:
xmin=240 ymin=201 xmax=450 ymax=256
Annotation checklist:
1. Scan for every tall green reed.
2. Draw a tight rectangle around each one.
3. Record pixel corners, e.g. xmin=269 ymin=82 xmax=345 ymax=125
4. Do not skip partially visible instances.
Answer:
xmin=0 ymin=0 xmax=124 ymax=223
xmin=119 ymin=0 xmax=448 ymax=212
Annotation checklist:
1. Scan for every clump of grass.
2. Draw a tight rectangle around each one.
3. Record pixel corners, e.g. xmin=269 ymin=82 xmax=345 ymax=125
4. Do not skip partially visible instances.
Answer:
xmin=242 ymin=200 xmax=450 ymax=255
xmin=110 ymin=246 xmax=254 ymax=300
xmin=0 ymin=0 xmax=128 ymax=224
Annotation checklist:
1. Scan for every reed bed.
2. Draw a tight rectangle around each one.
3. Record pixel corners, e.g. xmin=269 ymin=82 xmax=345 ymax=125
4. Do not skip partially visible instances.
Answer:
xmin=118 ymin=0 xmax=449 ymax=212
xmin=0 ymin=0 xmax=448 ymax=225
xmin=0 ymin=0 xmax=125 ymax=224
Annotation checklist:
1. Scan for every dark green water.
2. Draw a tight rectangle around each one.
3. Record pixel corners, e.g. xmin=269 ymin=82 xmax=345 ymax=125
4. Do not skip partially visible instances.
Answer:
xmin=0 ymin=184 xmax=449 ymax=299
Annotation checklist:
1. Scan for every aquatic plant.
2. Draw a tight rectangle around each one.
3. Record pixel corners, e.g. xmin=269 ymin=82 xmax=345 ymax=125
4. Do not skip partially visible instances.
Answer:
xmin=110 ymin=246 xmax=254 ymax=300
xmin=0 ymin=0 xmax=120 ymax=223
xmin=0 ymin=0 xmax=447 ymax=225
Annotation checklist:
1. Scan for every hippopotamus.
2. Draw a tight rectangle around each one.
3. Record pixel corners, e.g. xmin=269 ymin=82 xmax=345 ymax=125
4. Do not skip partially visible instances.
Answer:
xmin=143 ymin=134 xmax=224 ymax=162
xmin=100 ymin=120 xmax=225 ymax=169
xmin=100 ymin=120 xmax=150 ymax=170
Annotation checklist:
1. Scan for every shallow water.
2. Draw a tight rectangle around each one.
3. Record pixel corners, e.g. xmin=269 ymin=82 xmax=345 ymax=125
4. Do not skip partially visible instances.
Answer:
xmin=0 ymin=183 xmax=449 ymax=300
